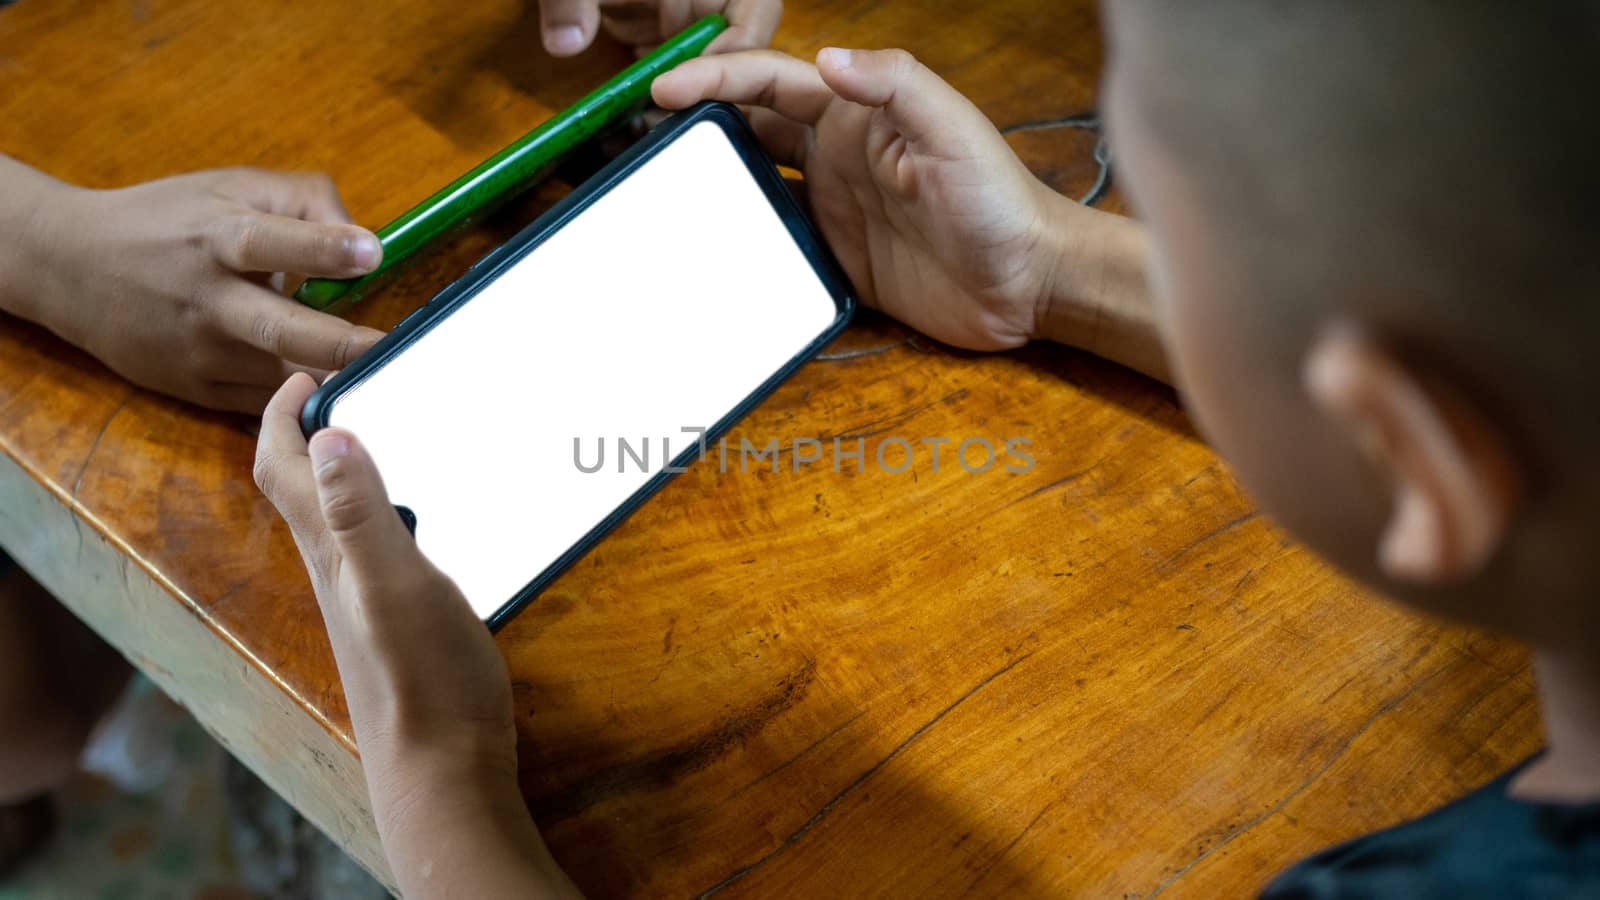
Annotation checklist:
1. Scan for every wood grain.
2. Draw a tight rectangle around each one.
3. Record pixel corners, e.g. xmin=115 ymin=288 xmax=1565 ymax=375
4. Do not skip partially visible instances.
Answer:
xmin=0 ymin=0 xmax=1540 ymax=896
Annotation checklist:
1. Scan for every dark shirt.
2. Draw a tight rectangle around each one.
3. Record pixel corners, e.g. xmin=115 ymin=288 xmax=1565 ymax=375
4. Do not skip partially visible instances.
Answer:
xmin=1264 ymin=757 xmax=1600 ymax=899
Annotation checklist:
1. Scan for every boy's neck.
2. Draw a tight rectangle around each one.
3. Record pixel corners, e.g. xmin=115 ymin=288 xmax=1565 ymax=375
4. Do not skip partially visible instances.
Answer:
xmin=1510 ymin=645 xmax=1600 ymax=803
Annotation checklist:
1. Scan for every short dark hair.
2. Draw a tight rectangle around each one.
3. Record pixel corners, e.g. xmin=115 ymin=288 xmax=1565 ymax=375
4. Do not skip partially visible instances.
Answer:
xmin=1121 ymin=1 xmax=1600 ymax=469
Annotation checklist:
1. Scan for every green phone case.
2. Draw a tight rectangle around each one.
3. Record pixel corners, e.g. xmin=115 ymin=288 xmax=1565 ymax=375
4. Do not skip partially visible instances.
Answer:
xmin=295 ymin=14 xmax=728 ymax=314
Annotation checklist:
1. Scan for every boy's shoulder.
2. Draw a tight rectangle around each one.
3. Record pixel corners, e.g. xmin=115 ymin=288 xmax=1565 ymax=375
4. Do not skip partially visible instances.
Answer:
xmin=1263 ymin=757 xmax=1600 ymax=899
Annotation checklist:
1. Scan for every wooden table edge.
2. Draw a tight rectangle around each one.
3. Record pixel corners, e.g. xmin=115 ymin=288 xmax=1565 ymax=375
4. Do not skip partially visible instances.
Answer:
xmin=0 ymin=433 xmax=396 ymax=891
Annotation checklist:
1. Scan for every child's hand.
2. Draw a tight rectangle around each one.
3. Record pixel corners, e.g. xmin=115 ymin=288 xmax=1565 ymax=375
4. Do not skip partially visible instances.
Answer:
xmin=537 ymin=0 xmax=781 ymax=57
xmin=254 ymin=374 xmax=579 ymax=898
xmin=9 ymin=167 xmax=386 ymax=414
xmin=254 ymin=374 xmax=517 ymax=807
xmin=653 ymin=48 xmax=1099 ymax=352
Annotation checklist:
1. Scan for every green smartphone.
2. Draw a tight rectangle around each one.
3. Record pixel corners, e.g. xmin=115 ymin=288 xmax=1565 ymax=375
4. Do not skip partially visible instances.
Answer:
xmin=295 ymin=14 xmax=728 ymax=314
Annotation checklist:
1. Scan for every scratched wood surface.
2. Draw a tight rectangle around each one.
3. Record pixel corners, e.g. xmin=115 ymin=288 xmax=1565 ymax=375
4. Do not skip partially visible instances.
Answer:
xmin=0 ymin=1 xmax=1542 ymax=897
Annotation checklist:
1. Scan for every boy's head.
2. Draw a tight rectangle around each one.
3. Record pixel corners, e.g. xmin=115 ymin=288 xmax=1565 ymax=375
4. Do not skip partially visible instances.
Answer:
xmin=1100 ymin=1 xmax=1600 ymax=645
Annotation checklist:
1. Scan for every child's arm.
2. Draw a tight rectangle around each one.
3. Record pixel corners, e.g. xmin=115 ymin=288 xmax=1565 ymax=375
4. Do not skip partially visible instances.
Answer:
xmin=537 ymin=0 xmax=782 ymax=57
xmin=0 ymin=155 xmax=387 ymax=413
xmin=254 ymin=375 xmax=583 ymax=899
xmin=1033 ymin=194 xmax=1167 ymax=384
xmin=651 ymin=49 xmax=1171 ymax=384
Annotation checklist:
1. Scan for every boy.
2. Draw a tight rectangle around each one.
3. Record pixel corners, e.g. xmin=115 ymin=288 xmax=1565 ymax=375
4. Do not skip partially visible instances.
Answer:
xmin=252 ymin=1 xmax=1600 ymax=896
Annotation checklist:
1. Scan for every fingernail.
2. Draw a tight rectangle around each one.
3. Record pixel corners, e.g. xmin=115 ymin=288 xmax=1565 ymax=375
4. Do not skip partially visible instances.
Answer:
xmin=347 ymin=233 xmax=381 ymax=272
xmin=818 ymin=48 xmax=853 ymax=70
xmin=308 ymin=431 xmax=350 ymax=476
xmin=547 ymin=25 xmax=586 ymax=55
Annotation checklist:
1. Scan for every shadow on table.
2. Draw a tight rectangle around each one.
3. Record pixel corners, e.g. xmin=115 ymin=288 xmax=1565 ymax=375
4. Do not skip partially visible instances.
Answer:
xmin=1014 ymin=339 xmax=1195 ymax=445
xmin=379 ymin=0 xmax=637 ymax=156
xmin=523 ymin=705 xmax=1061 ymax=898
xmin=822 ymin=306 xmax=1196 ymax=448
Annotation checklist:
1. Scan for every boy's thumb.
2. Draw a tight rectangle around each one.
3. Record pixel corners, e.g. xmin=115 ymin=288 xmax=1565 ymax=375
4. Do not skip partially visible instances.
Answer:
xmin=815 ymin=48 xmax=996 ymax=158
xmin=307 ymin=429 xmax=416 ymax=581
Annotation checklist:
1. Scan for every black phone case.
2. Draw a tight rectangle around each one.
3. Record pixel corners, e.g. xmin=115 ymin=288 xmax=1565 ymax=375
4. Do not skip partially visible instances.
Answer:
xmin=301 ymin=101 xmax=857 ymax=631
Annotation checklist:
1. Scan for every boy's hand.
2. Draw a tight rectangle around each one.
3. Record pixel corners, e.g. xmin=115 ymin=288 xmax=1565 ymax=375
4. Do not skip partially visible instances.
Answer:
xmin=653 ymin=48 xmax=1091 ymax=352
xmin=254 ymin=374 xmax=517 ymax=804
xmin=254 ymin=374 xmax=579 ymax=898
xmin=537 ymin=0 xmax=782 ymax=58
xmin=9 ymin=167 xmax=386 ymax=414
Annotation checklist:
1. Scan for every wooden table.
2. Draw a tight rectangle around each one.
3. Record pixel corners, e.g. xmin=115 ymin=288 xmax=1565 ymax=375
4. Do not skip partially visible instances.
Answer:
xmin=0 ymin=1 xmax=1542 ymax=896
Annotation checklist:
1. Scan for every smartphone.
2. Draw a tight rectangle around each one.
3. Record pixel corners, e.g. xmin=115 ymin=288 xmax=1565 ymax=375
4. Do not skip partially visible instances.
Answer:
xmin=301 ymin=102 xmax=856 ymax=629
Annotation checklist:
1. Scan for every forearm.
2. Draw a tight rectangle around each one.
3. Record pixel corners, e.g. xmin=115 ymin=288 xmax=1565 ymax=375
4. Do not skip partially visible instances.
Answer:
xmin=370 ymin=755 xmax=582 ymax=900
xmin=1034 ymin=193 xmax=1171 ymax=385
xmin=0 ymin=154 xmax=73 ymax=324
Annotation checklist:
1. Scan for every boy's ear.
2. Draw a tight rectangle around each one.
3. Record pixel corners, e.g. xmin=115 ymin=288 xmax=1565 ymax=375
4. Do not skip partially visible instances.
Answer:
xmin=1303 ymin=323 xmax=1523 ymax=585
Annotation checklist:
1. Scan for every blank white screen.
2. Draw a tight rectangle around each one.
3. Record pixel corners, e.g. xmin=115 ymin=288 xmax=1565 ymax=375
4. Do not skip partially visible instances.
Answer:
xmin=328 ymin=120 xmax=840 ymax=619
